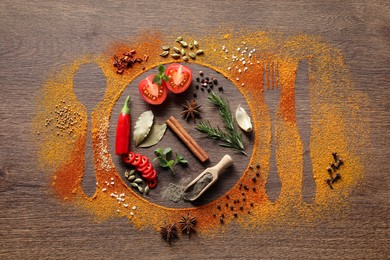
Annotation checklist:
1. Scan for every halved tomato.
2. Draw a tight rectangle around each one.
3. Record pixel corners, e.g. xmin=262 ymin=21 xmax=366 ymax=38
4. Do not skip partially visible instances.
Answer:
xmin=138 ymin=74 xmax=168 ymax=105
xmin=165 ymin=64 xmax=192 ymax=94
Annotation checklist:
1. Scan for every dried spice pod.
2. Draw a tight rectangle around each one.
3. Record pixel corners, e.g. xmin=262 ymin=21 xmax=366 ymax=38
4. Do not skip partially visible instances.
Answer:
xmin=189 ymin=52 xmax=196 ymax=59
xmin=196 ymin=49 xmax=204 ymax=55
xmin=160 ymin=51 xmax=169 ymax=57
xmin=180 ymin=41 xmax=188 ymax=47
xmin=173 ymin=47 xmax=181 ymax=54
xmin=193 ymin=40 xmax=199 ymax=48
xmin=162 ymin=46 xmax=170 ymax=51
xmin=171 ymin=53 xmax=181 ymax=59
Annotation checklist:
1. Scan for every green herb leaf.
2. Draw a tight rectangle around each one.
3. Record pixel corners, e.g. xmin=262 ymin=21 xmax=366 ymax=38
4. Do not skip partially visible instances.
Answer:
xmin=153 ymin=64 xmax=168 ymax=86
xmin=196 ymin=92 xmax=246 ymax=155
xmin=133 ymin=110 xmax=154 ymax=147
xmin=154 ymin=147 xmax=188 ymax=174
xmin=138 ymin=123 xmax=167 ymax=148
xmin=163 ymin=147 xmax=172 ymax=156
xmin=158 ymin=64 xmax=165 ymax=73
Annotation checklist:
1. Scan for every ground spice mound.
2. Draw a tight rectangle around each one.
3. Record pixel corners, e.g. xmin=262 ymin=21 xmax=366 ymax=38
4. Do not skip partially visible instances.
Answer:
xmin=33 ymin=30 xmax=369 ymax=234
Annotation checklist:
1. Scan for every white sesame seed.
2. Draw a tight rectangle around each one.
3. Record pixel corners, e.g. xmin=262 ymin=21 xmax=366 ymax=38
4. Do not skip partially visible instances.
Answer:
xmin=132 ymin=206 xmax=137 ymax=210
xmin=102 ymin=188 xmax=107 ymax=192
xmin=110 ymin=182 xmax=114 ymax=185
xmin=130 ymin=212 xmax=134 ymax=216
xmin=237 ymin=48 xmax=241 ymax=51
xmin=117 ymin=209 xmax=120 ymax=212
xmin=124 ymin=204 xmax=128 ymax=208
xmin=242 ymin=83 xmax=245 ymax=86
xmin=242 ymin=60 xmax=246 ymax=65
xmin=238 ymin=69 xmax=242 ymax=73
xmin=227 ymin=67 xmax=231 ymax=70
xmin=236 ymin=78 xmax=240 ymax=81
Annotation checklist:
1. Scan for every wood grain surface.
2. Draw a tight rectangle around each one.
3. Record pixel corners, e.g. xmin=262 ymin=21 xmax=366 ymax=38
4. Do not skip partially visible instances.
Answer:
xmin=0 ymin=0 xmax=389 ymax=259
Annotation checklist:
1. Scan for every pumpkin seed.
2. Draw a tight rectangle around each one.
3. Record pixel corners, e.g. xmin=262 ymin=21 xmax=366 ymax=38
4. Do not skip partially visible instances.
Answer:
xmin=162 ymin=45 xmax=170 ymax=51
xmin=138 ymin=186 xmax=144 ymax=193
xmin=173 ymin=47 xmax=181 ymax=54
xmin=181 ymin=48 xmax=186 ymax=55
xmin=128 ymin=175 xmax=136 ymax=181
xmin=144 ymin=185 xmax=150 ymax=195
xmin=183 ymin=56 xmax=189 ymax=61
xmin=196 ymin=49 xmax=204 ymax=55
xmin=160 ymin=51 xmax=169 ymax=57
xmin=131 ymin=182 xmax=139 ymax=188
xmin=134 ymin=178 xmax=143 ymax=184
xmin=176 ymin=36 xmax=183 ymax=42
xmin=189 ymin=52 xmax=196 ymax=59
xmin=171 ymin=53 xmax=181 ymax=59
xmin=179 ymin=41 xmax=188 ymax=47
xmin=194 ymin=40 xmax=199 ymax=48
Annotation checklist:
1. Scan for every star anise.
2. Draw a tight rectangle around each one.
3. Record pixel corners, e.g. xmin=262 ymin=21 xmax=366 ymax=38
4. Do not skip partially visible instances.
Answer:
xmin=178 ymin=212 xmax=197 ymax=235
xmin=160 ymin=223 xmax=178 ymax=243
xmin=181 ymin=100 xmax=202 ymax=122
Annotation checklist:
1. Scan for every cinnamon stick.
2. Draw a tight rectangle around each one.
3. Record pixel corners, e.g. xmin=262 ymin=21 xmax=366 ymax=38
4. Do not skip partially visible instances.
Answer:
xmin=166 ymin=116 xmax=209 ymax=162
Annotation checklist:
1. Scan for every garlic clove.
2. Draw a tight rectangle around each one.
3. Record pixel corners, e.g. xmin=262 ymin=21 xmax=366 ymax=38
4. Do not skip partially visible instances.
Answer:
xmin=235 ymin=104 xmax=252 ymax=132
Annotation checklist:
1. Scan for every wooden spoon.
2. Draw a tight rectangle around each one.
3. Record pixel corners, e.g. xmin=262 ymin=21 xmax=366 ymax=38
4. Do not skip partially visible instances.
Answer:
xmin=183 ymin=154 xmax=233 ymax=201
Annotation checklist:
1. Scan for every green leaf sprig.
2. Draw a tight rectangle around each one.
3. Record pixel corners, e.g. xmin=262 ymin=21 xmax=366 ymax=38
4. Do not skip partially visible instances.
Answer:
xmin=196 ymin=92 xmax=246 ymax=155
xmin=153 ymin=147 xmax=188 ymax=175
xmin=152 ymin=64 xmax=169 ymax=86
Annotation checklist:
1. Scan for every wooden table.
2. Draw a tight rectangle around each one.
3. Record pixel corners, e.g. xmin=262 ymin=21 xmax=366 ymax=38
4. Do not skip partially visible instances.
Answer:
xmin=1 ymin=1 xmax=388 ymax=259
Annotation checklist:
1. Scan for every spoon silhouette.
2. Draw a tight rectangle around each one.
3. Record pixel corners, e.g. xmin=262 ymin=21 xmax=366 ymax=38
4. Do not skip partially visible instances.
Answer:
xmin=73 ymin=64 xmax=107 ymax=197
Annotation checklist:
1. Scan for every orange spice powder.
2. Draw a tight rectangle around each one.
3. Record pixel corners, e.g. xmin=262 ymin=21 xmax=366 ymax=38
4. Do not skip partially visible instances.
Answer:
xmin=33 ymin=30 xmax=369 ymax=234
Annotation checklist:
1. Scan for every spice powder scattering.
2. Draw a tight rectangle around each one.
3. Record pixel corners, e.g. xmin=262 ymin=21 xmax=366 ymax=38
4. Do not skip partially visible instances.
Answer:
xmin=33 ymin=31 xmax=369 ymax=234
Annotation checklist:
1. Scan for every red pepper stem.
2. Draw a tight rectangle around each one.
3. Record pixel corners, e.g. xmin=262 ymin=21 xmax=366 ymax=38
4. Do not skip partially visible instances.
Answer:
xmin=121 ymin=96 xmax=130 ymax=114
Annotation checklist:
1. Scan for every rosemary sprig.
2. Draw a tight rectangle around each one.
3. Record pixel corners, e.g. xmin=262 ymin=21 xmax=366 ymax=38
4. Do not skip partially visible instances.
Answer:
xmin=196 ymin=92 xmax=246 ymax=155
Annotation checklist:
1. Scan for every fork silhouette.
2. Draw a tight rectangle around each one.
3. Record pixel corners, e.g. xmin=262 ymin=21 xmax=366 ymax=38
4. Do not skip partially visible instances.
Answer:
xmin=263 ymin=60 xmax=282 ymax=202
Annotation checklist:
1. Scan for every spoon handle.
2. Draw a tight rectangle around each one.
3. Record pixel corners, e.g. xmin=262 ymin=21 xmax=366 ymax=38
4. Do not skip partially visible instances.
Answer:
xmin=211 ymin=155 xmax=233 ymax=177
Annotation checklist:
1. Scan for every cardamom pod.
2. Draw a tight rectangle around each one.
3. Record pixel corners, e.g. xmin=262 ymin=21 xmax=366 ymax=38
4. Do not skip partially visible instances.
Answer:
xmin=134 ymin=178 xmax=143 ymax=184
xmin=124 ymin=171 xmax=129 ymax=178
xmin=181 ymin=48 xmax=186 ymax=55
xmin=179 ymin=41 xmax=188 ymax=47
xmin=176 ymin=36 xmax=183 ymax=42
xmin=128 ymin=175 xmax=136 ymax=181
xmin=188 ymin=52 xmax=196 ymax=59
xmin=189 ymin=43 xmax=194 ymax=49
xmin=144 ymin=185 xmax=150 ymax=195
xmin=235 ymin=104 xmax=252 ymax=132
xmin=183 ymin=56 xmax=189 ymax=61
xmin=173 ymin=47 xmax=181 ymax=54
xmin=162 ymin=45 xmax=170 ymax=51
xmin=138 ymin=186 xmax=144 ymax=193
xmin=193 ymin=40 xmax=199 ymax=48
xmin=129 ymin=169 xmax=136 ymax=175
xmin=160 ymin=51 xmax=169 ymax=57
xmin=196 ymin=49 xmax=204 ymax=55
xmin=171 ymin=53 xmax=181 ymax=59
xmin=131 ymin=182 xmax=139 ymax=188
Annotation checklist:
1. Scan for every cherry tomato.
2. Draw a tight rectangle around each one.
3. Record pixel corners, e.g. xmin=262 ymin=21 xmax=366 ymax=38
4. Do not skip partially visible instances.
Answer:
xmin=165 ymin=64 xmax=192 ymax=94
xmin=122 ymin=152 xmax=135 ymax=165
xmin=138 ymin=74 xmax=168 ymax=105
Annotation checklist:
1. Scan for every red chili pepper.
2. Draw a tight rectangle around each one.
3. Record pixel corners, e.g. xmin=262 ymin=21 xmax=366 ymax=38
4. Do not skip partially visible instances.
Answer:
xmin=115 ymin=96 xmax=131 ymax=155
xmin=122 ymin=151 xmax=158 ymax=189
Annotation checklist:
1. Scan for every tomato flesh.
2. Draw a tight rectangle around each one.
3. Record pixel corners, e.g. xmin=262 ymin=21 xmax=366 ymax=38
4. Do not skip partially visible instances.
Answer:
xmin=138 ymin=75 xmax=168 ymax=105
xmin=165 ymin=64 xmax=192 ymax=93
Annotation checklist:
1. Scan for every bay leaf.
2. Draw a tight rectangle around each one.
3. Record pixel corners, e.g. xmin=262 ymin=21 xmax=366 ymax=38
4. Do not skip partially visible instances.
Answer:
xmin=138 ymin=123 xmax=167 ymax=148
xmin=133 ymin=110 xmax=154 ymax=147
